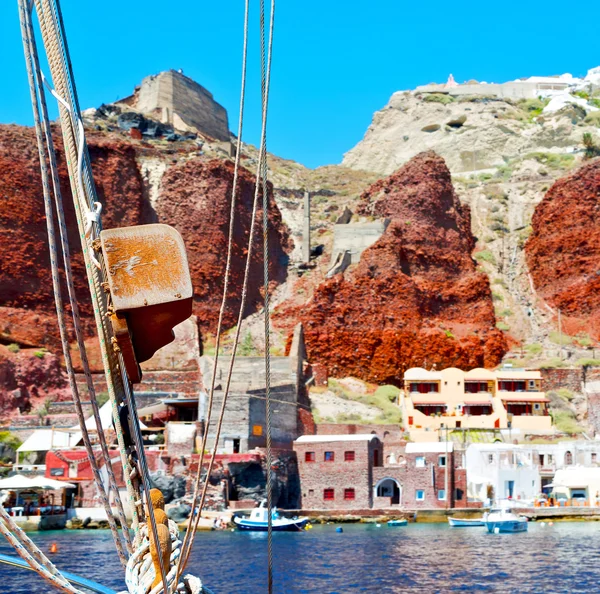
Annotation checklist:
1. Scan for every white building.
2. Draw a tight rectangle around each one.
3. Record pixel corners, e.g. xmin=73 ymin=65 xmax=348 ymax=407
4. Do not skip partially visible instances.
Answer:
xmin=466 ymin=440 xmax=600 ymax=505
xmin=466 ymin=443 xmax=539 ymax=503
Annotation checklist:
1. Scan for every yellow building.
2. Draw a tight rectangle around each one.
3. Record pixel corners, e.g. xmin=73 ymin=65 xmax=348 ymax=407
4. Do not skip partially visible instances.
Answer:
xmin=400 ymin=366 xmax=551 ymax=440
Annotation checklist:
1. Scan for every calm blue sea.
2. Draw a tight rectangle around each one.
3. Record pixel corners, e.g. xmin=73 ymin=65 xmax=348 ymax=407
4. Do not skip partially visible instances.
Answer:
xmin=0 ymin=521 xmax=597 ymax=593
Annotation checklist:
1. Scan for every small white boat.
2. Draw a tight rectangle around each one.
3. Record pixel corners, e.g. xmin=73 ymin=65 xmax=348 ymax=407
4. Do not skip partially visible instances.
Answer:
xmin=448 ymin=516 xmax=486 ymax=527
xmin=485 ymin=507 xmax=528 ymax=533
xmin=234 ymin=501 xmax=309 ymax=532
xmin=387 ymin=519 xmax=408 ymax=527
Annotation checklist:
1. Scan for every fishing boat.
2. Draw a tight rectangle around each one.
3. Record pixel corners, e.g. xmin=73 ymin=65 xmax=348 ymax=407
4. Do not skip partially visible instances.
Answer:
xmin=484 ymin=508 xmax=528 ymax=533
xmin=234 ymin=502 xmax=309 ymax=532
xmin=386 ymin=519 xmax=408 ymax=527
xmin=447 ymin=516 xmax=486 ymax=527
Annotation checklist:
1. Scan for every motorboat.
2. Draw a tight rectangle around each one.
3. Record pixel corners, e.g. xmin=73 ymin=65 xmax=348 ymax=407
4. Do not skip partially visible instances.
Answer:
xmin=387 ymin=519 xmax=408 ymax=527
xmin=234 ymin=501 xmax=309 ymax=532
xmin=448 ymin=516 xmax=486 ymax=527
xmin=484 ymin=507 xmax=528 ymax=533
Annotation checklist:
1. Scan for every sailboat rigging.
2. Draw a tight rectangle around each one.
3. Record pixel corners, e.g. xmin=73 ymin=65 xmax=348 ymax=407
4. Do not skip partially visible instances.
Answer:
xmin=1 ymin=0 xmax=277 ymax=592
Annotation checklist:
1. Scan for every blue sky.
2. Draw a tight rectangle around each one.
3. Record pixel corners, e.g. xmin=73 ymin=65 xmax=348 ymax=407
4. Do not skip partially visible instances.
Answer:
xmin=1 ymin=1 xmax=599 ymax=169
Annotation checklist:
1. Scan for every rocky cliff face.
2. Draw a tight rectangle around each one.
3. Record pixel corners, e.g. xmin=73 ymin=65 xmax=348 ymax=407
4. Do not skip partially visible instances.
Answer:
xmin=342 ymin=90 xmax=600 ymax=175
xmin=0 ymin=124 xmax=291 ymax=354
xmin=526 ymin=158 xmax=600 ymax=339
xmin=299 ymin=152 xmax=506 ymax=384
xmin=156 ymin=158 xmax=292 ymax=334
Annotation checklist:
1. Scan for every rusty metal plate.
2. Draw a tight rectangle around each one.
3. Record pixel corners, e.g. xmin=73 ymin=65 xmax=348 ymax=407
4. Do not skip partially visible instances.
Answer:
xmin=100 ymin=224 xmax=193 ymax=312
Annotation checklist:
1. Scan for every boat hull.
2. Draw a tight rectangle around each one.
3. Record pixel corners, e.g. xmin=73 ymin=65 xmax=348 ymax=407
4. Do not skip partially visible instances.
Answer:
xmin=234 ymin=517 xmax=309 ymax=532
xmin=387 ymin=520 xmax=408 ymax=527
xmin=485 ymin=520 xmax=527 ymax=533
xmin=448 ymin=517 xmax=485 ymax=527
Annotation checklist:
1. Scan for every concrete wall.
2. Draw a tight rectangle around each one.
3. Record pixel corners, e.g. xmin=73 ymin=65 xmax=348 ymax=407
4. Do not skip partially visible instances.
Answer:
xmin=136 ymin=71 xmax=229 ymax=141
xmin=330 ymin=219 xmax=389 ymax=266
xmin=416 ymin=80 xmax=570 ymax=100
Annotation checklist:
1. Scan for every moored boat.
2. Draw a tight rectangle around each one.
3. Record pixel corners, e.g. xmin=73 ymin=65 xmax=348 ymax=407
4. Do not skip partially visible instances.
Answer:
xmin=485 ymin=508 xmax=528 ymax=533
xmin=448 ymin=516 xmax=486 ymax=527
xmin=387 ymin=519 xmax=408 ymax=527
xmin=234 ymin=501 xmax=309 ymax=532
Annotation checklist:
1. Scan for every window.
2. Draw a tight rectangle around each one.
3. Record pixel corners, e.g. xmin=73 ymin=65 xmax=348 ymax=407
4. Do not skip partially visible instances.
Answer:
xmin=308 ymin=489 xmax=314 ymax=496
xmin=344 ymin=488 xmax=355 ymax=500
xmin=593 ymin=453 xmax=597 ymax=464
xmin=344 ymin=451 xmax=355 ymax=462
xmin=455 ymin=488 xmax=464 ymax=501
xmin=324 ymin=488 xmax=334 ymax=500
xmin=324 ymin=451 xmax=335 ymax=462
xmin=533 ymin=403 xmax=541 ymax=411
xmin=438 ymin=455 xmax=447 ymax=467
xmin=416 ymin=490 xmax=425 ymax=501
xmin=488 ymin=454 xmax=494 ymax=464
xmin=415 ymin=456 xmax=426 ymax=468
xmin=305 ymin=451 xmax=315 ymax=463
xmin=565 ymin=451 xmax=573 ymax=466
xmin=548 ymin=454 xmax=553 ymax=464
xmin=438 ymin=489 xmax=446 ymax=501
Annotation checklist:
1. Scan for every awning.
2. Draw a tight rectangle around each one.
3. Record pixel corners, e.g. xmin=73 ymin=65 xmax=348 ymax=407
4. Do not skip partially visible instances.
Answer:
xmin=69 ymin=401 xmax=147 ymax=431
xmin=0 ymin=475 xmax=76 ymax=490
xmin=17 ymin=430 xmax=81 ymax=453
xmin=137 ymin=402 xmax=167 ymax=417
xmin=501 ymin=394 xmax=549 ymax=402
xmin=463 ymin=402 xmax=493 ymax=407
xmin=411 ymin=396 xmax=447 ymax=405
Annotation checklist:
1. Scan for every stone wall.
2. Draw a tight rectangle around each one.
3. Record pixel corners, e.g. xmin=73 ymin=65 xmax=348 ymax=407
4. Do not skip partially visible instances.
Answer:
xmin=541 ymin=367 xmax=600 ymax=392
xmin=136 ymin=71 xmax=229 ymax=141
xmin=316 ymin=423 xmax=402 ymax=441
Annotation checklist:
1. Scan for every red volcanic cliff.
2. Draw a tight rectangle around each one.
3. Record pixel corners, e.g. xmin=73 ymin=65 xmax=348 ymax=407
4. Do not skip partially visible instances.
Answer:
xmin=0 ymin=125 xmax=148 ymax=349
xmin=0 ymin=125 xmax=291 ymax=356
xmin=299 ymin=152 xmax=506 ymax=385
xmin=156 ymin=159 xmax=292 ymax=334
xmin=526 ymin=159 xmax=600 ymax=339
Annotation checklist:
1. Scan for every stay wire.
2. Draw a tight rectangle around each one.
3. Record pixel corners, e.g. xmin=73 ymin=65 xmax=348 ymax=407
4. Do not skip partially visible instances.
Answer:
xmin=258 ymin=0 xmax=277 ymax=592
xmin=176 ymin=0 xmax=250 ymax=579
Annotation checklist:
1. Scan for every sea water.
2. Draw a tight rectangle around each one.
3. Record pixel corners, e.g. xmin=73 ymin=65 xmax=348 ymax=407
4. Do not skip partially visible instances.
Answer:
xmin=0 ymin=521 xmax=597 ymax=593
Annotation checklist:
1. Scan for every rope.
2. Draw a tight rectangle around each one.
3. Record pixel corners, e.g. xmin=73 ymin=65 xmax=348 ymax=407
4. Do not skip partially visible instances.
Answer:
xmin=18 ymin=0 xmax=129 ymax=566
xmin=33 ymin=0 xmax=142 ymax=547
xmin=23 ymin=1 xmax=132 ymax=552
xmin=175 ymin=0 xmax=250 ymax=578
xmin=258 ymin=0 xmax=277 ymax=591
xmin=0 ymin=506 xmax=84 ymax=594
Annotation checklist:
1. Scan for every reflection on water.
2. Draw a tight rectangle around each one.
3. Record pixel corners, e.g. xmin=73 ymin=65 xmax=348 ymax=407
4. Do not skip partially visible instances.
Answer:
xmin=0 ymin=522 xmax=597 ymax=593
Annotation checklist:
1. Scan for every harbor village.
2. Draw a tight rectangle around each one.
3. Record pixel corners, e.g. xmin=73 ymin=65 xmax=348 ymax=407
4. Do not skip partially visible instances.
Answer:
xmin=2 ymin=1 xmax=600 ymax=585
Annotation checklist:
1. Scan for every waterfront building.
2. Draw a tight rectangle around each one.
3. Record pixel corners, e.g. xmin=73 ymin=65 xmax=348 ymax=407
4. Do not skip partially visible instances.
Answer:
xmin=294 ymin=434 xmax=383 ymax=510
xmin=466 ymin=443 xmax=540 ymax=503
xmin=465 ymin=440 xmax=600 ymax=504
xmin=400 ymin=366 xmax=551 ymax=440
xmin=551 ymin=467 xmax=600 ymax=505
xmin=294 ymin=435 xmax=473 ymax=510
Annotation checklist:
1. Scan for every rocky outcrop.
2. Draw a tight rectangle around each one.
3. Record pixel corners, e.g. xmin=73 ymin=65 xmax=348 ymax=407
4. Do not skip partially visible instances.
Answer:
xmin=0 ymin=345 xmax=70 ymax=420
xmin=0 ymin=124 xmax=291 ymax=353
xmin=0 ymin=125 xmax=147 ymax=351
xmin=299 ymin=152 xmax=506 ymax=384
xmin=526 ymin=159 xmax=600 ymax=339
xmin=342 ymin=90 xmax=600 ymax=174
xmin=156 ymin=159 xmax=291 ymax=334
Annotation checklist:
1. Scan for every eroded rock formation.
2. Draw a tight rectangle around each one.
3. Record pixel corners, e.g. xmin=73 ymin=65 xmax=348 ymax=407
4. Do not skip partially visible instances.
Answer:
xmin=299 ymin=152 xmax=507 ymax=384
xmin=0 ymin=124 xmax=291 ymax=354
xmin=526 ymin=159 xmax=600 ymax=339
